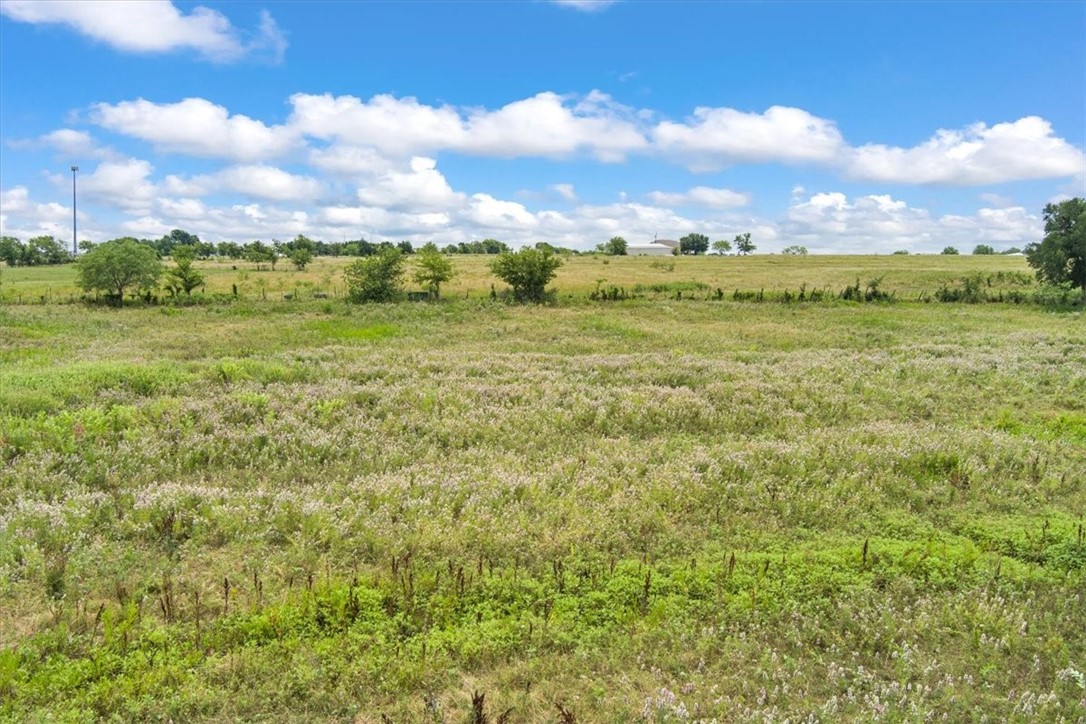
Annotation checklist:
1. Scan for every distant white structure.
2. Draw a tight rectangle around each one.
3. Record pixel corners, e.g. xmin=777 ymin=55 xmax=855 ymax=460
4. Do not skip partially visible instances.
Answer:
xmin=628 ymin=239 xmax=679 ymax=256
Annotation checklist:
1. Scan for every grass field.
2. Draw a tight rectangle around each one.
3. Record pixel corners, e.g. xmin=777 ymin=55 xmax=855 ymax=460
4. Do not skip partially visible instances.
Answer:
xmin=0 ymin=252 xmax=1043 ymax=304
xmin=1 ymin=256 xmax=1084 ymax=721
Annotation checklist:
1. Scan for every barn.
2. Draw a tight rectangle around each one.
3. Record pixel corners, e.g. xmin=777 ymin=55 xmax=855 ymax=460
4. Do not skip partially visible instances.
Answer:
xmin=628 ymin=239 xmax=679 ymax=256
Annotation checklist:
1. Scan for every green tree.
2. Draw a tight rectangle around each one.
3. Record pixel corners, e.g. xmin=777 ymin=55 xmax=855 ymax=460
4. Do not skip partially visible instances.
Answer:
xmin=941 ymin=246 xmax=960 ymax=255
xmin=973 ymin=244 xmax=996 ymax=255
xmin=164 ymin=245 xmax=205 ymax=296
xmin=711 ymin=239 xmax=732 ymax=255
xmin=344 ymin=247 xmax=405 ymax=303
xmin=290 ymin=248 xmax=313 ymax=270
xmin=413 ymin=245 xmax=455 ymax=299
xmin=679 ymin=233 xmax=709 ymax=255
xmin=597 ymin=236 xmax=628 ymax=255
xmin=25 ymin=236 xmax=70 ymax=265
xmin=77 ymin=238 xmax=162 ymax=304
xmin=490 ymin=246 xmax=562 ymax=302
xmin=1026 ymin=198 xmax=1086 ymax=299
xmin=0 ymin=236 xmax=22 ymax=266
xmin=735 ymin=232 xmax=756 ymax=255
xmin=245 ymin=241 xmax=276 ymax=270
xmin=781 ymin=245 xmax=808 ymax=255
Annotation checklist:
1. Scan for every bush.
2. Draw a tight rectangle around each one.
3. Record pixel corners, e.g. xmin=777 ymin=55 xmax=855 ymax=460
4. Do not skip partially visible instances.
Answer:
xmin=490 ymin=247 xmax=562 ymax=303
xmin=344 ymin=247 xmax=405 ymax=303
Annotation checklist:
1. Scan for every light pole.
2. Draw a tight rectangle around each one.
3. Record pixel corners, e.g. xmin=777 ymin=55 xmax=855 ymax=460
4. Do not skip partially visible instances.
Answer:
xmin=71 ymin=165 xmax=79 ymax=255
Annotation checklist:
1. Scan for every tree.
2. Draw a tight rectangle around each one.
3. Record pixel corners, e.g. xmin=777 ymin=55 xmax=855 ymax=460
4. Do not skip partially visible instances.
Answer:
xmin=490 ymin=247 xmax=562 ymax=302
xmin=245 ymin=241 xmax=276 ymax=270
xmin=679 ymin=233 xmax=709 ymax=255
xmin=782 ymin=245 xmax=808 ymax=255
xmin=735 ymin=232 xmax=755 ymax=255
xmin=344 ymin=247 xmax=405 ymax=302
xmin=973 ymin=244 xmax=996 ymax=255
xmin=290 ymin=248 xmax=313 ymax=270
xmin=941 ymin=246 xmax=960 ymax=255
xmin=164 ymin=245 xmax=205 ymax=296
xmin=413 ymin=245 xmax=455 ymax=299
xmin=597 ymin=236 xmax=628 ymax=255
xmin=711 ymin=239 xmax=732 ymax=255
xmin=1026 ymin=198 xmax=1086 ymax=299
xmin=77 ymin=238 xmax=162 ymax=304
xmin=0 ymin=236 xmax=22 ymax=266
xmin=397 ymin=240 xmax=414 ymax=255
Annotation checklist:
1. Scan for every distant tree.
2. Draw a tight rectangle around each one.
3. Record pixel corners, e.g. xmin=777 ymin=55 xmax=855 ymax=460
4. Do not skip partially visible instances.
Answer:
xmin=734 ymin=232 xmax=756 ymax=255
xmin=245 ymin=241 xmax=276 ymax=270
xmin=679 ymin=233 xmax=710 ymax=255
xmin=598 ymin=236 xmax=628 ymax=255
xmin=0 ymin=236 xmax=22 ymax=266
xmin=711 ymin=239 xmax=732 ymax=255
xmin=973 ymin=244 xmax=996 ymax=255
xmin=78 ymin=239 xmax=97 ymax=253
xmin=490 ymin=246 xmax=563 ymax=302
xmin=217 ymin=241 xmax=243 ymax=259
xmin=941 ymin=246 xmax=960 ymax=255
xmin=892 ymin=250 xmax=910 ymax=255
xmin=1026 ymin=198 xmax=1085 ymax=300
xmin=26 ymin=236 xmax=70 ymax=265
xmin=481 ymin=239 xmax=509 ymax=255
xmin=164 ymin=245 xmax=205 ymax=296
xmin=781 ymin=245 xmax=808 ymax=256
xmin=290 ymin=248 xmax=313 ymax=270
xmin=414 ymin=245 xmax=455 ymax=299
xmin=77 ymin=238 xmax=162 ymax=304
xmin=1001 ymin=247 xmax=1022 ymax=255
xmin=344 ymin=247 xmax=405 ymax=303
xmin=397 ymin=240 xmax=414 ymax=255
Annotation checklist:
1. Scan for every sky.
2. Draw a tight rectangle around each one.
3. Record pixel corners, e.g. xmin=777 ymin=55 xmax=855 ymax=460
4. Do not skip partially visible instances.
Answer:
xmin=1 ymin=0 xmax=1084 ymax=254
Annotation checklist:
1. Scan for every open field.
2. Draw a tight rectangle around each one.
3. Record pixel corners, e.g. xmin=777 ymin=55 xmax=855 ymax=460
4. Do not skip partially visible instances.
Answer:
xmin=1 ymin=258 xmax=1085 ymax=721
xmin=0 ymin=253 xmax=1041 ymax=304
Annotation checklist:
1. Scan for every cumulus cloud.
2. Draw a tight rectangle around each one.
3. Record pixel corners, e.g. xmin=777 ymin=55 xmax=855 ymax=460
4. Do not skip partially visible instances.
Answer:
xmin=646 ymin=186 xmax=750 ymax=208
xmin=356 ymin=157 xmax=464 ymax=211
xmin=653 ymin=106 xmax=845 ymax=171
xmin=782 ymin=190 xmax=1042 ymax=254
xmin=288 ymin=90 xmax=646 ymax=161
xmin=0 ymin=186 xmax=77 ymax=241
xmin=78 ymin=159 xmax=160 ymax=213
xmin=845 ymin=117 xmax=1086 ymax=185
xmin=0 ymin=1 xmax=286 ymax=63
xmin=551 ymin=0 xmax=619 ymax=10
xmin=91 ymin=98 xmax=298 ymax=161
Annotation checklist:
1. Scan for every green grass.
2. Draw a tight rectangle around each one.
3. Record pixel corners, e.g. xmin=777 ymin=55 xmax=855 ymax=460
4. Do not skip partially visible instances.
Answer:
xmin=1 ymin=262 xmax=1084 ymax=720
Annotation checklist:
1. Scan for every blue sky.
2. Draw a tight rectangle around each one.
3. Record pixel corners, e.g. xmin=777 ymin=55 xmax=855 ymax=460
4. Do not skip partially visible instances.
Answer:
xmin=1 ymin=0 xmax=1083 ymax=253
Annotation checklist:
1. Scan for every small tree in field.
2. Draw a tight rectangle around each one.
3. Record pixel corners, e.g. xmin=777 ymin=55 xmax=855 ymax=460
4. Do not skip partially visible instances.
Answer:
xmin=597 ymin=236 xmax=627 ymax=255
xmin=973 ymin=244 xmax=996 ymax=255
xmin=679 ymin=233 xmax=709 ymax=255
xmin=490 ymin=247 xmax=562 ymax=302
xmin=711 ymin=239 xmax=732 ymax=255
xmin=782 ymin=245 xmax=808 ymax=255
xmin=344 ymin=247 xmax=405 ymax=302
xmin=1026 ymin=197 xmax=1086 ymax=300
xmin=735 ymin=232 xmax=755 ymax=255
xmin=78 ymin=238 xmax=162 ymax=304
xmin=414 ymin=245 xmax=455 ymax=299
xmin=941 ymin=246 xmax=960 ymax=255
xmin=164 ymin=245 xmax=205 ymax=296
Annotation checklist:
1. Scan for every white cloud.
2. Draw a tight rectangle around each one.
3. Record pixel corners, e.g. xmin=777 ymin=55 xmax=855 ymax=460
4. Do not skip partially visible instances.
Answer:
xmin=0 ymin=186 xmax=78 ymax=241
xmin=845 ymin=117 xmax=1086 ymax=185
xmin=0 ymin=1 xmax=286 ymax=63
xmin=207 ymin=165 xmax=322 ymax=202
xmin=91 ymin=98 xmax=298 ymax=161
xmin=653 ymin=105 xmax=845 ymax=171
xmin=551 ymin=0 xmax=619 ymax=11
xmin=288 ymin=90 xmax=647 ymax=161
xmin=783 ymin=190 xmax=1041 ymax=253
xmin=78 ymin=159 xmax=159 ymax=213
xmin=550 ymin=183 xmax=578 ymax=201
xmin=356 ymin=157 xmax=464 ymax=211
xmin=646 ymin=186 xmax=750 ymax=208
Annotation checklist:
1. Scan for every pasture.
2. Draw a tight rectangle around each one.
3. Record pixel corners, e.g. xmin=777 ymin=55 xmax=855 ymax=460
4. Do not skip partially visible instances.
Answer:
xmin=1 ymin=255 xmax=1084 ymax=721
